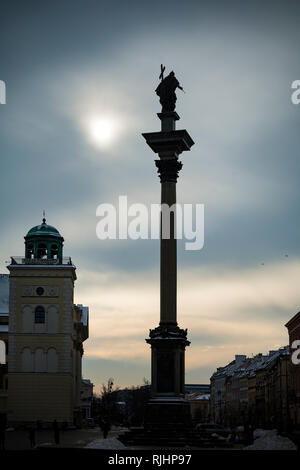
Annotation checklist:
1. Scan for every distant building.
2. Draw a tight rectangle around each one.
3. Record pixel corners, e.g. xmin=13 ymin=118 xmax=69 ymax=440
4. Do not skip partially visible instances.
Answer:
xmin=185 ymin=384 xmax=211 ymax=424
xmin=185 ymin=384 xmax=210 ymax=395
xmin=210 ymin=347 xmax=290 ymax=430
xmin=81 ymin=379 xmax=94 ymax=420
xmin=210 ymin=355 xmax=246 ymax=424
xmin=187 ymin=392 xmax=210 ymax=423
xmin=285 ymin=311 xmax=300 ymax=429
xmin=0 ymin=274 xmax=9 ymax=415
xmin=3 ymin=217 xmax=90 ymax=426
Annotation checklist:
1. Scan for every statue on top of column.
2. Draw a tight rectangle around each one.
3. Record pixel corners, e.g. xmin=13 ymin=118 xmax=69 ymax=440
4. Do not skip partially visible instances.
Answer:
xmin=155 ymin=65 xmax=184 ymax=113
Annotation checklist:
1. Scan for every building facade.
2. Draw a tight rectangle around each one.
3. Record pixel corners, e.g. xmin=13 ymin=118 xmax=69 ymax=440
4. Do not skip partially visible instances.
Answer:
xmin=0 ymin=274 xmax=9 ymax=417
xmin=285 ymin=311 xmax=300 ymax=429
xmin=187 ymin=392 xmax=210 ymax=423
xmin=6 ymin=218 xmax=89 ymax=426
xmin=80 ymin=379 xmax=94 ymax=420
xmin=210 ymin=355 xmax=246 ymax=425
xmin=210 ymin=347 xmax=290 ymax=430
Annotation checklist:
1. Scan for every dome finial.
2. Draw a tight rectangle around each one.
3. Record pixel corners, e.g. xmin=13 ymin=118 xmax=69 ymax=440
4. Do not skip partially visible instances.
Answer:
xmin=42 ymin=209 xmax=46 ymax=224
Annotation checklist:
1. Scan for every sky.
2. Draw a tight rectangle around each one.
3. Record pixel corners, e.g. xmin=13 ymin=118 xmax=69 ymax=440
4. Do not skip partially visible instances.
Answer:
xmin=1 ymin=0 xmax=300 ymax=393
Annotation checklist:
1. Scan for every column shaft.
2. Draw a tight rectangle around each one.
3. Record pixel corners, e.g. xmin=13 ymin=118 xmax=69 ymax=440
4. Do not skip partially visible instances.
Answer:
xmin=160 ymin=181 xmax=177 ymax=324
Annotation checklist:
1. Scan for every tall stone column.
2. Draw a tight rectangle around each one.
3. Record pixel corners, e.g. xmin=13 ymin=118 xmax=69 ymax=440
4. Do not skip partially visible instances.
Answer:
xmin=157 ymin=155 xmax=180 ymax=326
xmin=142 ymin=110 xmax=194 ymax=429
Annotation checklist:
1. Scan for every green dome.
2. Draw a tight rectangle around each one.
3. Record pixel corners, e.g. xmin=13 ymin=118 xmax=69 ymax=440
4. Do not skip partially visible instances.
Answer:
xmin=26 ymin=218 xmax=63 ymax=239
xmin=24 ymin=217 xmax=64 ymax=262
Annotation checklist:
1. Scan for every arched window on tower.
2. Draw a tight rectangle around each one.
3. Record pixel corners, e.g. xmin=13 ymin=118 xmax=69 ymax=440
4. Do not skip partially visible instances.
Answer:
xmin=47 ymin=305 xmax=58 ymax=333
xmin=37 ymin=243 xmax=47 ymax=259
xmin=27 ymin=244 xmax=34 ymax=259
xmin=47 ymin=348 xmax=58 ymax=373
xmin=34 ymin=348 xmax=46 ymax=372
xmin=22 ymin=305 xmax=33 ymax=333
xmin=34 ymin=305 xmax=45 ymax=324
xmin=50 ymin=244 xmax=58 ymax=259
xmin=21 ymin=348 xmax=33 ymax=372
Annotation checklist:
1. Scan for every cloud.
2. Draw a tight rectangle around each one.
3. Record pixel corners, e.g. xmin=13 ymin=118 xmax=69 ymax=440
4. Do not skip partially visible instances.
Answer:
xmin=75 ymin=258 xmax=297 ymax=385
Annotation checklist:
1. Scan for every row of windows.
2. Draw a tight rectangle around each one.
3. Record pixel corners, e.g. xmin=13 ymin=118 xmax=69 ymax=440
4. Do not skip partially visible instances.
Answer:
xmin=27 ymin=243 xmax=59 ymax=259
xmin=21 ymin=347 xmax=58 ymax=373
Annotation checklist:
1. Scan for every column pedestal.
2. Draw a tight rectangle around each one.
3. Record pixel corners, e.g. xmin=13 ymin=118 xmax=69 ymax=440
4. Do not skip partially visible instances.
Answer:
xmin=145 ymin=324 xmax=192 ymax=431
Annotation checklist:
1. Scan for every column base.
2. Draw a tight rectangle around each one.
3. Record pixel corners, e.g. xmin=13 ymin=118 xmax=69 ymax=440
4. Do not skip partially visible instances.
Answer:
xmin=118 ymin=399 xmax=195 ymax=447
xmin=144 ymin=398 xmax=192 ymax=430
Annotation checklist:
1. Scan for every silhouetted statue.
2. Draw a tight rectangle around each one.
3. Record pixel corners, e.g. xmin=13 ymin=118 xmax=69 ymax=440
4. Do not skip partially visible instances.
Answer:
xmin=155 ymin=67 xmax=184 ymax=112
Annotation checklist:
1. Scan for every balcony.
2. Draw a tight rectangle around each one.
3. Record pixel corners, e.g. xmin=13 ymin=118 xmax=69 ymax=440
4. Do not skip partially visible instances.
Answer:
xmin=10 ymin=256 xmax=74 ymax=266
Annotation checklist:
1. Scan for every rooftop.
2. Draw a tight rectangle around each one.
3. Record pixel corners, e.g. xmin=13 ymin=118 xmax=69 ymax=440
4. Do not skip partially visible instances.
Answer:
xmin=211 ymin=346 xmax=289 ymax=380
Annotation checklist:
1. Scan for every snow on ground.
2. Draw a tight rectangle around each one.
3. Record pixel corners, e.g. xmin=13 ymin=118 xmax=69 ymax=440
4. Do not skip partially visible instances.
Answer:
xmin=244 ymin=429 xmax=297 ymax=450
xmin=85 ymin=437 xmax=126 ymax=449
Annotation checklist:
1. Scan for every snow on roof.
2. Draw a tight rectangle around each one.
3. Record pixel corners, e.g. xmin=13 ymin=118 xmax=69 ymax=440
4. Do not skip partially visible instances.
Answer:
xmin=186 ymin=391 xmax=211 ymax=401
xmin=211 ymin=346 xmax=289 ymax=381
xmin=194 ymin=394 xmax=210 ymax=400
xmin=82 ymin=379 xmax=93 ymax=386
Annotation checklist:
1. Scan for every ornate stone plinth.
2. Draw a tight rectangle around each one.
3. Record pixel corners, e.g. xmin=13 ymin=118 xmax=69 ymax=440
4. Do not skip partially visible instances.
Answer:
xmin=147 ymin=324 xmax=189 ymax=397
xmin=143 ymin=324 xmax=192 ymax=435
xmin=145 ymin=399 xmax=192 ymax=430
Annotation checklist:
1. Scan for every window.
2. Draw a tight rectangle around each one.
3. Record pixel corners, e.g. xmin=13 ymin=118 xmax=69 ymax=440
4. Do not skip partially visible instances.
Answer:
xmin=47 ymin=305 xmax=58 ymax=333
xmin=34 ymin=348 xmax=46 ymax=372
xmin=27 ymin=244 xmax=34 ymax=259
xmin=47 ymin=348 xmax=58 ymax=373
xmin=22 ymin=305 xmax=33 ymax=333
xmin=37 ymin=243 xmax=47 ymax=259
xmin=36 ymin=287 xmax=44 ymax=296
xmin=50 ymin=244 xmax=58 ymax=259
xmin=34 ymin=305 xmax=45 ymax=324
xmin=21 ymin=348 xmax=33 ymax=372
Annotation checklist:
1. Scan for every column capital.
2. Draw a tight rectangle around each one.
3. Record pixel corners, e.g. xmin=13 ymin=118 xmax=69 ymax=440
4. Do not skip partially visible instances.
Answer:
xmin=155 ymin=158 xmax=183 ymax=183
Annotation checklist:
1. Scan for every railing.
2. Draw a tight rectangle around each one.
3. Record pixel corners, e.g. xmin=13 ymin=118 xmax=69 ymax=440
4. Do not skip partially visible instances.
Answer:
xmin=10 ymin=256 xmax=73 ymax=266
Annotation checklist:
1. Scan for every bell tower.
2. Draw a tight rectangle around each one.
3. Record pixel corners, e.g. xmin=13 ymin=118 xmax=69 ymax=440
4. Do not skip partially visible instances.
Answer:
xmin=7 ymin=218 xmax=88 ymax=426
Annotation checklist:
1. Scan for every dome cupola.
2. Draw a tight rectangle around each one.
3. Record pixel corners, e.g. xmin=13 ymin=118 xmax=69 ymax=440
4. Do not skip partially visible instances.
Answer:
xmin=24 ymin=216 xmax=64 ymax=263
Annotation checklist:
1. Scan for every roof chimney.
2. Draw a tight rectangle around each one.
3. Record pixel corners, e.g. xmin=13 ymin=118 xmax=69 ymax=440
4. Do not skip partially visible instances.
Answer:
xmin=235 ymin=355 xmax=246 ymax=366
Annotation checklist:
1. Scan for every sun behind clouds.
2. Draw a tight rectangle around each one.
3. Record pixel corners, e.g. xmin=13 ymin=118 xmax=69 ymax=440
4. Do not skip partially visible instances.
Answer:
xmin=86 ymin=115 xmax=122 ymax=149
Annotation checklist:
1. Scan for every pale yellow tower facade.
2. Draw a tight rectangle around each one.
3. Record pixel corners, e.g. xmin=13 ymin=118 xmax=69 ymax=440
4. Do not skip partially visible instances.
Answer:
xmin=7 ymin=218 xmax=88 ymax=426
